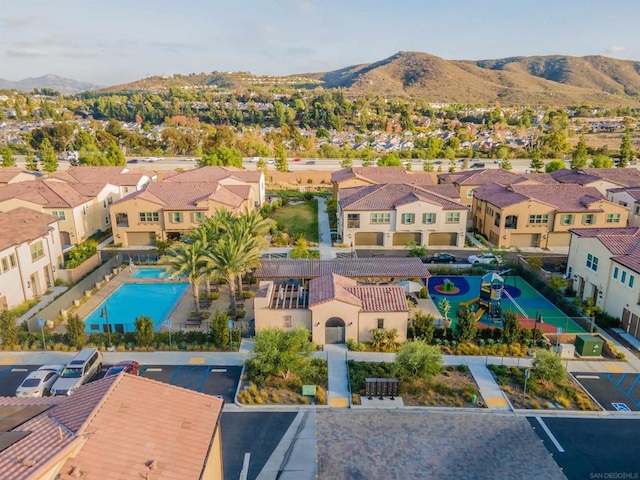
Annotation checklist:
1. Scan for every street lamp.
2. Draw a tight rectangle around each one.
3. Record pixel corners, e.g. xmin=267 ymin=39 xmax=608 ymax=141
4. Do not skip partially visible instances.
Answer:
xmin=100 ymin=307 xmax=111 ymax=348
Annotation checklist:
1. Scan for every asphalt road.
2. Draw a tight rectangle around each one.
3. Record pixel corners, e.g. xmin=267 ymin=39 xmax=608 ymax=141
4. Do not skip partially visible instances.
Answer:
xmin=529 ymin=417 xmax=640 ymax=480
xmin=221 ymin=412 xmax=297 ymax=480
xmin=572 ymin=372 xmax=640 ymax=412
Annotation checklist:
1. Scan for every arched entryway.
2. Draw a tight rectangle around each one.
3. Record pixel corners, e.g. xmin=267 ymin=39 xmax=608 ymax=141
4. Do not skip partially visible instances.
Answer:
xmin=325 ymin=317 xmax=346 ymax=344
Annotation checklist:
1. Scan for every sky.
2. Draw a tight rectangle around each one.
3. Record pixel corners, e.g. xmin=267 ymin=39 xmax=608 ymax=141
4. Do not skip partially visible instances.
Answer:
xmin=1 ymin=0 xmax=639 ymax=87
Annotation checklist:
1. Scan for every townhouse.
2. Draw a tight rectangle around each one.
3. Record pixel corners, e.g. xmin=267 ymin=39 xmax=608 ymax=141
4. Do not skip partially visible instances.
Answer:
xmin=607 ymin=187 xmax=640 ymax=227
xmin=47 ymin=166 xmax=154 ymax=199
xmin=0 ymin=207 xmax=62 ymax=308
xmin=548 ymin=168 xmax=640 ymax=196
xmin=566 ymin=227 xmax=640 ymax=340
xmin=472 ymin=183 xmax=628 ymax=249
xmin=331 ymin=167 xmax=434 ymax=196
xmin=437 ymin=169 xmax=528 ymax=209
xmin=337 ymin=183 xmax=467 ymax=248
xmin=0 ymin=167 xmax=41 ymax=186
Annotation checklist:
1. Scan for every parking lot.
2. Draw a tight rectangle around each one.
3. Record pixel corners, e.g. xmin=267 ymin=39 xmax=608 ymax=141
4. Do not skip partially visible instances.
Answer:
xmin=529 ymin=417 xmax=640 ymax=479
xmin=573 ymin=372 xmax=640 ymax=411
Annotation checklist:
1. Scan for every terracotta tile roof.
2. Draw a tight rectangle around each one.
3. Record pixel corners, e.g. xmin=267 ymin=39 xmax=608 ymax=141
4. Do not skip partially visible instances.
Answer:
xmin=309 ymin=273 xmax=361 ymax=307
xmin=0 ymin=168 xmax=41 ymax=184
xmin=255 ymin=258 xmax=430 ymax=279
xmin=115 ymin=181 xmax=248 ymax=210
xmin=549 ymin=169 xmax=602 ymax=185
xmin=518 ymin=173 xmax=559 ymax=185
xmin=346 ymin=285 xmax=408 ymax=311
xmin=570 ymin=227 xmax=640 ymax=274
xmin=475 ymin=182 xmax=608 ymax=212
xmin=587 ymin=168 xmax=640 ymax=187
xmin=0 ymin=207 xmax=58 ymax=251
xmin=438 ymin=168 xmax=522 ymax=186
xmin=0 ymin=373 xmax=224 ymax=480
xmin=164 ymin=166 xmax=261 ymax=183
xmin=331 ymin=167 xmax=433 ymax=186
xmin=0 ymin=180 xmax=94 ymax=208
xmin=49 ymin=167 xmax=150 ymax=187
xmin=339 ymin=184 xmax=466 ymax=211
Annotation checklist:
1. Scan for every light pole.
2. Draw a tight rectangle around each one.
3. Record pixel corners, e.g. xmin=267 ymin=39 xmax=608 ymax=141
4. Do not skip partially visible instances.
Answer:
xmin=100 ymin=307 xmax=111 ymax=348
xmin=524 ymin=369 xmax=530 ymax=397
xmin=228 ymin=320 xmax=233 ymax=351
xmin=167 ymin=320 xmax=172 ymax=350
xmin=38 ymin=318 xmax=46 ymax=351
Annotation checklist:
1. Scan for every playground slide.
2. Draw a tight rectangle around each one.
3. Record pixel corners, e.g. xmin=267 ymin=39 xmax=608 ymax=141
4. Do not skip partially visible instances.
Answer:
xmin=459 ymin=297 xmax=479 ymax=307
xmin=474 ymin=308 xmax=485 ymax=321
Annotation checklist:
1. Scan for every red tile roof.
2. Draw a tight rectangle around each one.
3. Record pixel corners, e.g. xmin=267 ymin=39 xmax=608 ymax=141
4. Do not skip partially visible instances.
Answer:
xmin=0 ymin=373 xmax=224 ymax=480
xmin=164 ymin=166 xmax=261 ymax=183
xmin=331 ymin=167 xmax=433 ymax=186
xmin=0 ymin=180 xmax=96 ymax=208
xmin=548 ymin=169 xmax=602 ymax=185
xmin=0 ymin=168 xmax=40 ymax=184
xmin=608 ymin=187 xmax=640 ymax=201
xmin=255 ymin=258 xmax=430 ymax=279
xmin=48 ymin=167 xmax=150 ymax=187
xmin=0 ymin=207 xmax=58 ymax=251
xmin=587 ymin=168 xmax=640 ymax=187
xmin=309 ymin=273 xmax=362 ymax=307
xmin=438 ymin=168 xmax=523 ymax=186
xmin=339 ymin=183 xmax=466 ymax=211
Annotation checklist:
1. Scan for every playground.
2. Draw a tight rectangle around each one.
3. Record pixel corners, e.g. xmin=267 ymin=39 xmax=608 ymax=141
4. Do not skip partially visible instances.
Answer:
xmin=428 ymin=273 xmax=584 ymax=333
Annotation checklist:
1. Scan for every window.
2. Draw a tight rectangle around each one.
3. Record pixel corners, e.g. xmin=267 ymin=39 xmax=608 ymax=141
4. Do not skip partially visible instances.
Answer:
xmin=621 ymin=271 xmax=627 ymax=283
xmin=170 ymin=212 xmax=183 ymax=223
xmin=82 ymin=205 xmax=87 ymax=216
xmin=560 ymin=214 xmax=573 ymax=225
xmin=635 ymin=205 xmax=640 ymax=216
xmin=108 ymin=197 xmax=113 ymax=205
xmin=139 ymin=212 xmax=159 ymax=222
xmin=423 ymin=213 xmax=436 ymax=224
xmin=467 ymin=189 xmax=474 ymax=199
xmin=614 ymin=267 xmax=619 ymax=279
xmin=103 ymin=200 xmax=107 ymax=208
xmin=494 ymin=213 xmax=501 ymax=227
xmin=370 ymin=213 xmax=390 ymax=224
xmin=630 ymin=275 xmax=635 ymax=288
xmin=30 ymin=241 xmax=44 ymax=261
xmin=582 ymin=214 xmax=595 ymax=225
xmin=505 ymin=215 xmax=518 ymax=229
xmin=1 ymin=258 xmax=7 ymax=273
xmin=529 ymin=214 xmax=549 ymax=224
xmin=9 ymin=254 xmax=16 ymax=269
xmin=446 ymin=212 xmax=460 ymax=224
xmin=52 ymin=211 xmax=66 ymax=221
xmin=347 ymin=214 xmax=360 ymax=228
xmin=606 ymin=213 xmax=621 ymax=224
xmin=377 ymin=318 xmax=384 ymax=329
xmin=619 ymin=201 xmax=628 ymax=207
xmin=586 ymin=253 xmax=598 ymax=272
xmin=105 ymin=216 xmax=110 ymax=224
xmin=191 ymin=212 xmax=204 ymax=223
xmin=401 ymin=213 xmax=415 ymax=224
xmin=284 ymin=315 xmax=292 ymax=328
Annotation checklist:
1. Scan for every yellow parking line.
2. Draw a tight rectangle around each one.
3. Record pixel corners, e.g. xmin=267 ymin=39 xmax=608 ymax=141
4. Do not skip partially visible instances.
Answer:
xmin=0 ymin=357 xmax=17 ymax=365
xmin=485 ymin=397 xmax=509 ymax=407
xmin=605 ymin=365 xmax=624 ymax=373
xmin=189 ymin=357 xmax=205 ymax=365
xmin=329 ymin=397 xmax=349 ymax=408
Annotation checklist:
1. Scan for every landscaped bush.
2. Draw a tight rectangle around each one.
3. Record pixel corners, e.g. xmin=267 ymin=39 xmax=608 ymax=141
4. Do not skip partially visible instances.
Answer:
xmin=64 ymin=240 xmax=98 ymax=269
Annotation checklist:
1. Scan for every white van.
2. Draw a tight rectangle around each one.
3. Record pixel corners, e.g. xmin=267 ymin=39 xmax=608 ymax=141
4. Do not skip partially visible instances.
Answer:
xmin=51 ymin=348 xmax=104 ymax=396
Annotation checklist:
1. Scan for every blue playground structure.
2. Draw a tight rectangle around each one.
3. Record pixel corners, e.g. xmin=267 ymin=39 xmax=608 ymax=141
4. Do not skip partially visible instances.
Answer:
xmin=460 ymin=270 xmax=513 ymax=323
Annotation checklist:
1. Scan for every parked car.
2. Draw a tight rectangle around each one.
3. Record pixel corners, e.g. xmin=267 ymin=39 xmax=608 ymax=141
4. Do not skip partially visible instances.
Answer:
xmin=468 ymin=253 xmax=502 ymax=265
xmin=15 ymin=364 xmax=65 ymax=397
xmin=470 ymin=162 xmax=486 ymax=168
xmin=421 ymin=253 xmax=457 ymax=264
xmin=127 ymin=159 xmax=139 ymax=164
xmin=104 ymin=360 xmax=140 ymax=378
xmin=249 ymin=157 xmax=260 ymax=162
xmin=306 ymin=160 xmax=316 ymax=165
xmin=51 ymin=348 xmax=103 ymax=396
xmin=293 ymin=157 xmax=302 ymax=162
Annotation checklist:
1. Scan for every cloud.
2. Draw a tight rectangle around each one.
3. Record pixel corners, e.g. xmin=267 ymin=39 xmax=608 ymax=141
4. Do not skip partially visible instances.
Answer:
xmin=256 ymin=24 xmax=279 ymax=36
xmin=0 ymin=13 xmax=40 ymax=29
xmin=6 ymin=48 xmax=49 ymax=58
xmin=605 ymin=45 xmax=626 ymax=54
xmin=284 ymin=46 xmax=316 ymax=56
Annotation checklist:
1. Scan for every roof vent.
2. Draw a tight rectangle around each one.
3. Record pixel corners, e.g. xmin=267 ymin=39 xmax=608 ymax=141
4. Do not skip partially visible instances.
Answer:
xmin=69 ymin=465 xmax=82 ymax=477
xmin=146 ymin=459 xmax=158 ymax=470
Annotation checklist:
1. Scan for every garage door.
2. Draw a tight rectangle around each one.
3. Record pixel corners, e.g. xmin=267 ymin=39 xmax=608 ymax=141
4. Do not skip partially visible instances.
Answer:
xmin=510 ymin=233 xmax=539 ymax=247
xmin=127 ymin=232 xmax=155 ymax=246
xmin=355 ymin=232 xmax=384 ymax=246
xmin=393 ymin=232 xmax=421 ymax=246
xmin=429 ymin=232 xmax=458 ymax=246
xmin=547 ymin=232 xmax=570 ymax=247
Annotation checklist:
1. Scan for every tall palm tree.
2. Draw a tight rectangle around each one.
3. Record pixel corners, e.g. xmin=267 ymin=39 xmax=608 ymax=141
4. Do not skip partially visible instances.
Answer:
xmin=159 ymin=240 xmax=207 ymax=314
xmin=233 ymin=210 xmax=274 ymax=295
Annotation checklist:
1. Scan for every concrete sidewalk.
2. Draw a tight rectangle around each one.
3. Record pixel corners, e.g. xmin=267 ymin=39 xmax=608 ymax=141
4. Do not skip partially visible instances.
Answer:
xmin=324 ymin=344 xmax=350 ymax=407
xmin=467 ymin=363 xmax=510 ymax=409
xmin=315 ymin=196 xmax=333 ymax=259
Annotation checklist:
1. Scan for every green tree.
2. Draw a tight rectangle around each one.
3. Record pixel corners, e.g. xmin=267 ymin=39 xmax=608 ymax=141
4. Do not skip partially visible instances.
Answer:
xmin=448 ymin=157 xmax=456 ymax=172
xmin=548 ymin=274 xmax=567 ymax=292
xmin=246 ymin=328 xmax=315 ymax=380
xmin=422 ymin=159 xmax=434 ymax=172
xmin=160 ymin=240 xmax=207 ymax=314
xmin=65 ymin=315 xmax=87 ymax=349
xmin=590 ymin=154 xmax=613 ymax=168
xmin=40 ymin=138 xmax=58 ymax=172
xmin=290 ymin=236 xmax=320 ymax=258
xmin=438 ymin=298 xmax=451 ymax=325
xmin=619 ymin=129 xmax=632 ymax=168
xmin=500 ymin=158 xmax=513 ymax=171
xmin=25 ymin=152 xmax=38 ymax=171
xmin=104 ymin=140 xmax=125 ymax=166
xmin=529 ymin=148 xmax=544 ymax=173
xmin=134 ymin=315 xmax=154 ymax=347
xmin=1 ymin=148 xmax=16 ymax=167
xmin=392 ymin=340 xmax=443 ymax=381
xmin=340 ymin=157 xmax=353 ymax=168
xmin=361 ymin=147 xmax=374 ymax=167
xmin=502 ymin=310 xmax=521 ymax=345
xmin=409 ymin=312 xmax=435 ymax=343
xmin=274 ymin=144 xmax=288 ymax=172
xmin=532 ymin=349 xmax=565 ymax=382
xmin=377 ymin=152 xmax=403 ymax=167
xmin=455 ymin=307 xmax=477 ymax=343
xmin=211 ymin=310 xmax=231 ymax=349
xmin=545 ymin=159 xmax=566 ymax=173
xmin=199 ymin=147 xmax=243 ymax=168
xmin=0 ymin=310 xmax=19 ymax=347
xmin=571 ymin=134 xmax=588 ymax=170
xmin=406 ymin=241 xmax=428 ymax=258
xmin=256 ymin=157 xmax=267 ymax=174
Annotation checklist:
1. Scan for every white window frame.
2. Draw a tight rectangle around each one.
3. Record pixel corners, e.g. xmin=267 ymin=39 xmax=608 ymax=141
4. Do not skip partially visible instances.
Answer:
xmin=445 ymin=212 xmax=460 ymax=224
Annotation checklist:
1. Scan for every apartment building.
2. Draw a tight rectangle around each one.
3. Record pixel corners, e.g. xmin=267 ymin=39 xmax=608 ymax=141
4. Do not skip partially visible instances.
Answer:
xmin=47 ymin=166 xmax=154 ymax=198
xmin=607 ymin=186 xmax=640 ymax=227
xmin=331 ymin=167 xmax=434 ymax=195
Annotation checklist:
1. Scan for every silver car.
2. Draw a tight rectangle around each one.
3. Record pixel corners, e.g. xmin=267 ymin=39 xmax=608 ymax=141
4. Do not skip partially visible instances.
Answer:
xmin=15 ymin=364 xmax=65 ymax=397
xmin=51 ymin=348 xmax=103 ymax=396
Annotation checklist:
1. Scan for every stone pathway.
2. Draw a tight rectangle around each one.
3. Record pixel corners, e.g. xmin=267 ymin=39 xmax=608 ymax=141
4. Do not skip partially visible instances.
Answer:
xmin=315 ymin=196 xmax=334 ymax=259
xmin=324 ymin=343 xmax=350 ymax=407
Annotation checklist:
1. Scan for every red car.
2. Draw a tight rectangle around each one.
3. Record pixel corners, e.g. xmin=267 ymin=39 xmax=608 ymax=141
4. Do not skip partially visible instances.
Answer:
xmin=293 ymin=157 xmax=301 ymax=162
xmin=104 ymin=360 xmax=140 ymax=377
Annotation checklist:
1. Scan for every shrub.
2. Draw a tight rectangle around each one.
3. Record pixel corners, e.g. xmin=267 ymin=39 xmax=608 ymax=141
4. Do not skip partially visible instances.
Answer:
xmin=0 ymin=309 xmax=19 ymax=347
xmin=393 ymin=341 xmax=443 ymax=381
xmin=408 ymin=312 xmax=435 ymax=343
xmin=532 ymin=350 xmax=565 ymax=382
xmin=66 ymin=315 xmax=87 ymax=348
xmin=455 ymin=307 xmax=477 ymax=343
xmin=315 ymin=386 xmax=327 ymax=405
xmin=527 ymin=256 xmax=543 ymax=269
xmin=134 ymin=315 xmax=154 ymax=347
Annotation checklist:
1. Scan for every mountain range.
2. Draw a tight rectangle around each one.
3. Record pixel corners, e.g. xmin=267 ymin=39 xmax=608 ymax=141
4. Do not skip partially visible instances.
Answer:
xmin=0 ymin=75 xmax=101 ymax=95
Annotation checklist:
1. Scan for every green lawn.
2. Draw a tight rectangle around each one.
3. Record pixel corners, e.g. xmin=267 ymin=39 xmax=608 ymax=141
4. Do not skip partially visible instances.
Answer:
xmin=270 ymin=201 xmax=319 ymax=242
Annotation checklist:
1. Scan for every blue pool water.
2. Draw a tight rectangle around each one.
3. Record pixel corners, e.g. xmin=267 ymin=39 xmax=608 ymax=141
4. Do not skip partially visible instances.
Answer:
xmin=84 ymin=283 xmax=189 ymax=333
xmin=130 ymin=267 xmax=170 ymax=279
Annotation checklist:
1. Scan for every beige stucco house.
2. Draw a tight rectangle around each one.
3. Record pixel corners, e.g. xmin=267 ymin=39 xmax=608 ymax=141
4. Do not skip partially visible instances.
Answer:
xmin=331 ymin=167 xmax=434 ymax=196
xmin=110 ymin=167 xmax=264 ymax=246
xmin=47 ymin=166 xmax=154 ymax=198
xmin=0 ymin=167 xmax=41 ymax=186
xmin=566 ymin=227 xmax=640 ymax=340
xmin=472 ymin=182 xmax=629 ymax=249
xmin=0 ymin=207 xmax=62 ymax=309
xmin=254 ymin=273 xmax=409 ymax=345
xmin=337 ymin=183 xmax=467 ymax=248
xmin=607 ymin=186 xmax=640 ymax=227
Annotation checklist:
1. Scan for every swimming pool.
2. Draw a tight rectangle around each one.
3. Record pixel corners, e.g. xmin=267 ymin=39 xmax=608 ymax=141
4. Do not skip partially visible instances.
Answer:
xmin=83 ymin=283 xmax=189 ymax=333
xmin=428 ymin=276 xmax=584 ymax=333
xmin=130 ymin=267 xmax=170 ymax=279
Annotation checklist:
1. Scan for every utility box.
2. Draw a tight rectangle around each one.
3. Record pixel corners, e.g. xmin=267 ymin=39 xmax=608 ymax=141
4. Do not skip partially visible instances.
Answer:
xmin=554 ymin=343 xmax=575 ymax=359
xmin=575 ymin=334 xmax=603 ymax=357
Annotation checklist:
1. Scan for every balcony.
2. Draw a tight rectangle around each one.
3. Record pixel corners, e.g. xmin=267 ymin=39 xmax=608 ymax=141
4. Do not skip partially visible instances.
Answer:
xmin=115 ymin=213 xmax=129 ymax=228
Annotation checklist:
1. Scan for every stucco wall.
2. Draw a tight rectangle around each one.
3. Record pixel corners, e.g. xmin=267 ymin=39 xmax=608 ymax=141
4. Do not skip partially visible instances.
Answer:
xmin=358 ymin=311 xmax=408 ymax=343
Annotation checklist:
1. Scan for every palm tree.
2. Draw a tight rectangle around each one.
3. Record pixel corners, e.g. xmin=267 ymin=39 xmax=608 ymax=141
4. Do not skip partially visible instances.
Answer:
xmin=159 ymin=240 xmax=207 ymax=314
xmin=233 ymin=210 xmax=274 ymax=295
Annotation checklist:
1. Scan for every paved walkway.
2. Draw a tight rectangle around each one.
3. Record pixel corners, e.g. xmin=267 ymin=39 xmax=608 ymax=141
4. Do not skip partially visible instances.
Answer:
xmin=16 ymin=286 xmax=68 ymax=326
xmin=324 ymin=344 xmax=350 ymax=407
xmin=467 ymin=363 xmax=510 ymax=409
xmin=315 ymin=196 xmax=334 ymax=259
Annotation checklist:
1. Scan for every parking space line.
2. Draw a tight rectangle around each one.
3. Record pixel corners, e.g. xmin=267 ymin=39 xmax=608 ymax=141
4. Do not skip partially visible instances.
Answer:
xmin=11 ymin=368 xmax=28 ymax=372
xmin=145 ymin=368 xmax=162 ymax=372
xmin=605 ymin=373 xmax=640 ymax=407
xmin=535 ymin=417 xmax=565 ymax=453
xmin=575 ymin=375 xmax=600 ymax=379
xmin=627 ymin=375 xmax=640 ymax=396
xmin=211 ymin=368 xmax=227 ymax=373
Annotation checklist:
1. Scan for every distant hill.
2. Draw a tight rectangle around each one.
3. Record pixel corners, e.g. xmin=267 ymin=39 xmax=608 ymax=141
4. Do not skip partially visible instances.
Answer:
xmin=0 ymin=75 xmax=101 ymax=95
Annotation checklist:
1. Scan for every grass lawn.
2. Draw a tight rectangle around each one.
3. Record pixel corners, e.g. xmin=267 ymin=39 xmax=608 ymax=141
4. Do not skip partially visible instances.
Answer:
xmin=270 ymin=201 xmax=318 ymax=243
